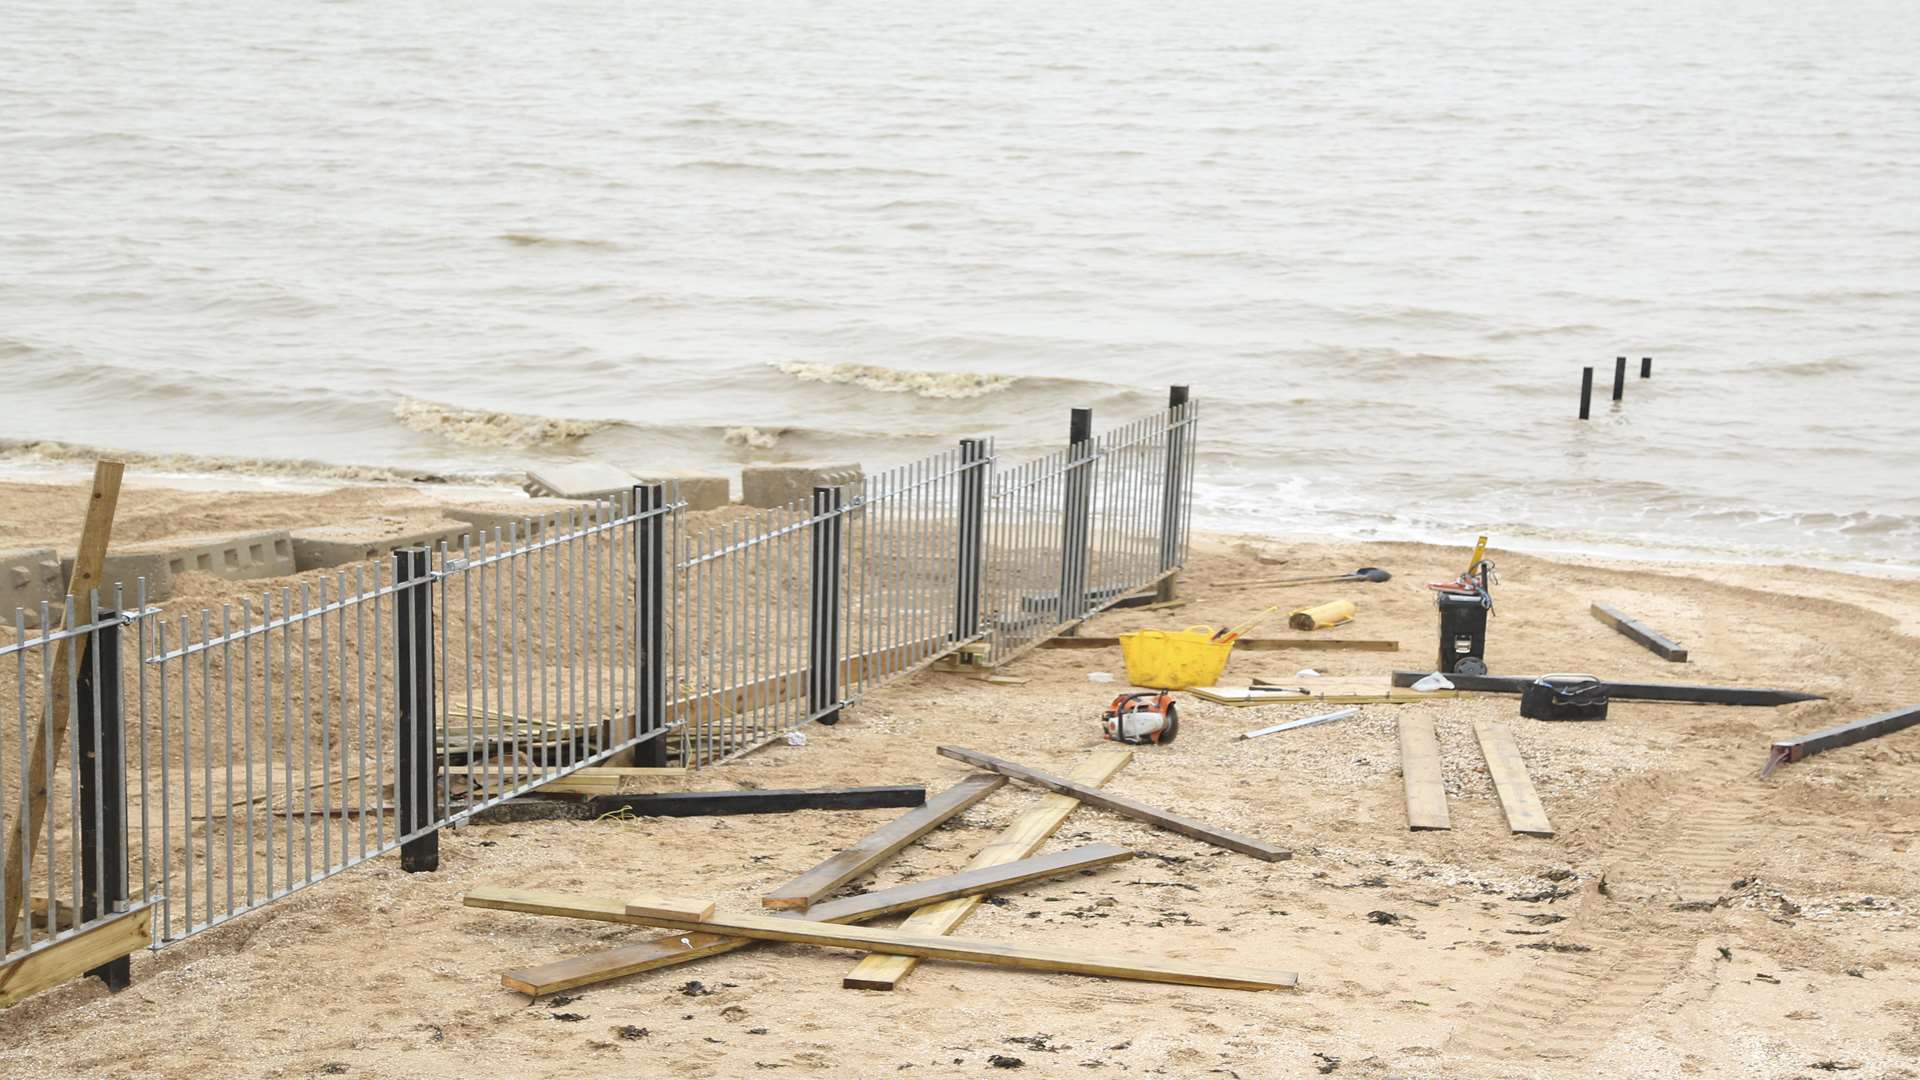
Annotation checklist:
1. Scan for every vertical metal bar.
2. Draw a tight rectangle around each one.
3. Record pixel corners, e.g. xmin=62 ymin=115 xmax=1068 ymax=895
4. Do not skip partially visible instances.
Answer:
xmin=180 ymin=613 xmax=192 ymax=933
xmin=394 ymin=548 xmax=437 ymax=872
xmin=298 ymin=585 xmax=312 ymax=887
xmin=281 ymin=587 xmax=293 ymax=890
xmin=434 ymin=547 xmax=449 ymax=822
xmin=221 ymin=605 xmax=235 ymax=919
xmin=242 ymin=599 xmax=255 ymax=906
xmin=261 ymin=592 xmax=274 ymax=904
xmin=317 ymin=582 xmax=331 ymax=877
xmin=355 ymin=565 xmax=369 ymax=860
xmin=156 ymin=614 xmax=172 ymax=940
xmin=135 ymin=581 xmax=151 ymax=927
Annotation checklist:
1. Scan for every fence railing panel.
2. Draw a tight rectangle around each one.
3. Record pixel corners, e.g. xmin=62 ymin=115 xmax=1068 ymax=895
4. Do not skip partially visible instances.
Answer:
xmin=2 ymin=394 xmax=1197 ymax=984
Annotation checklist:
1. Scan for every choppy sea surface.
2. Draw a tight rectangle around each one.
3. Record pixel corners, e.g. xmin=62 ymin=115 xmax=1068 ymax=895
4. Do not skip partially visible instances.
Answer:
xmin=3 ymin=1 xmax=1916 ymax=569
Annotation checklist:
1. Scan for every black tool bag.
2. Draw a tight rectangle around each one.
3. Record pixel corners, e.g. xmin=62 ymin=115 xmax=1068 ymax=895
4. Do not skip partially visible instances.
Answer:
xmin=1520 ymin=675 xmax=1609 ymax=721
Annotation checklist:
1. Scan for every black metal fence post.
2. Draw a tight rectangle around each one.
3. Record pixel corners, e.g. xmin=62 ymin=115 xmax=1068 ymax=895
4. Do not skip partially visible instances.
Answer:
xmin=77 ymin=609 xmax=129 ymax=992
xmin=1579 ymin=367 xmax=1594 ymax=419
xmin=953 ymin=439 xmax=988 ymax=642
xmin=631 ymin=483 xmax=667 ymax=762
xmin=394 ymin=548 xmax=438 ymax=873
xmin=1058 ymin=408 xmax=1095 ymax=626
xmin=1155 ymin=386 xmax=1191 ymax=602
xmin=808 ymin=485 xmax=846 ymax=725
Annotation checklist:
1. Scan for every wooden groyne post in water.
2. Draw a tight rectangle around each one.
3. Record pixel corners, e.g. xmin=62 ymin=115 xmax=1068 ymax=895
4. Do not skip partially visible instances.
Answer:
xmin=1579 ymin=366 xmax=1594 ymax=419
xmin=1613 ymin=356 xmax=1627 ymax=401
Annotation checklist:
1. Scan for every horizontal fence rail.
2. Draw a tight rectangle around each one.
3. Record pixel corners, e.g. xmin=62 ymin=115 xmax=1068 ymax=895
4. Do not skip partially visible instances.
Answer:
xmin=1 ymin=394 xmax=1198 ymax=982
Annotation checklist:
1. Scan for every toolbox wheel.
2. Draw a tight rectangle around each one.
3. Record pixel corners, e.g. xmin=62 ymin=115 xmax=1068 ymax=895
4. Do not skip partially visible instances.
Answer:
xmin=1453 ymin=656 xmax=1488 ymax=676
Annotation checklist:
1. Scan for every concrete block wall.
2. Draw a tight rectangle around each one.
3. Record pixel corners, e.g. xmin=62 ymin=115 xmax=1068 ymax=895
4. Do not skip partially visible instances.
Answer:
xmin=1 ymin=547 xmax=65 ymax=625
xmin=289 ymin=517 xmax=482 ymax=571
xmin=62 ymin=530 xmax=297 ymax=602
xmin=741 ymin=463 xmax=864 ymax=509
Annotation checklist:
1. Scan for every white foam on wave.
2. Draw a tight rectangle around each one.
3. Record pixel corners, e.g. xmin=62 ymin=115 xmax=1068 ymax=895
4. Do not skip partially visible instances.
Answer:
xmin=723 ymin=426 xmax=782 ymax=449
xmin=392 ymin=399 xmax=613 ymax=449
xmin=770 ymin=361 xmax=1016 ymax=400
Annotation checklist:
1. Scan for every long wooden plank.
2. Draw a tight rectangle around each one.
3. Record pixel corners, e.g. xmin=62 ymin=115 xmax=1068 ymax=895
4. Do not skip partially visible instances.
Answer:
xmin=1397 ymin=715 xmax=1451 ymax=831
xmin=1472 ymin=721 xmax=1553 ymax=836
xmin=762 ymin=774 xmax=1005 ymax=910
xmin=1042 ymin=637 xmax=1398 ymax=652
xmin=1192 ymin=686 xmax=1458 ymax=707
xmin=846 ymin=748 xmax=1131 ymax=991
xmin=936 ymin=747 xmax=1291 ymax=862
xmin=0 ymin=904 xmax=150 ymax=1008
xmin=1590 ymin=603 xmax=1689 ymax=662
xmin=3 ymin=461 xmax=122 ymax=952
xmin=621 ymin=906 xmax=1297 ymax=992
xmin=485 ymin=844 xmax=1134 ymax=995
xmin=1389 ymin=670 xmax=1820 ymax=707
xmin=586 ymin=786 xmax=925 ymax=817
xmin=1765 ymin=703 xmax=1920 ymax=776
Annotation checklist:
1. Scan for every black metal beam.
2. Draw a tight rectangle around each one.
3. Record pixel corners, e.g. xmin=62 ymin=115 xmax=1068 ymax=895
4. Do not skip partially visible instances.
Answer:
xmin=590 ymin=786 xmax=926 ymax=818
xmin=1389 ymin=670 xmax=1821 ymax=707
xmin=1590 ymin=603 xmax=1689 ymax=662
xmin=1765 ymin=704 xmax=1920 ymax=776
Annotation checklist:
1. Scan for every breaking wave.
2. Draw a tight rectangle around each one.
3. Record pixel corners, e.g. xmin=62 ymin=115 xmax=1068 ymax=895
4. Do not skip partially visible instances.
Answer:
xmin=392 ymin=400 xmax=617 ymax=449
xmin=0 ymin=438 xmax=507 ymax=485
xmin=769 ymin=361 xmax=1017 ymax=399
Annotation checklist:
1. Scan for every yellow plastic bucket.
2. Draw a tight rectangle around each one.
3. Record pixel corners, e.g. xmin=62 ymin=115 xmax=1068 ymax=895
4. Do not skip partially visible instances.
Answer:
xmin=1117 ymin=626 xmax=1235 ymax=690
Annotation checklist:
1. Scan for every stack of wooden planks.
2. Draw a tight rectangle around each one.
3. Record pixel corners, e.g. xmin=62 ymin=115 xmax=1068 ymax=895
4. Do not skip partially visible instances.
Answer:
xmin=464 ymin=747 xmax=1302 ymax=997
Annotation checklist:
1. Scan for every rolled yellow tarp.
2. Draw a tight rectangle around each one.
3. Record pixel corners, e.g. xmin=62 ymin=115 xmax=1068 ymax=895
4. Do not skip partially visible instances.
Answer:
xmin=1288 ymin=600 xmax=1355 ymax=631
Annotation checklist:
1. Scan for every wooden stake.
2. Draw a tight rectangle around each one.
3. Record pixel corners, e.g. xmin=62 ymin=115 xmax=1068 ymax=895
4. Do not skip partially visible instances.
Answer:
xmin=3 ymin=461 xmax=123 ymax=952
xmin=761 ymin=774 xmax=1004 ymax=910
xmin=845 ymin=748 xmax=1131 ymax=991
xmin=936 ymin=746 xmax=1291 ymax=861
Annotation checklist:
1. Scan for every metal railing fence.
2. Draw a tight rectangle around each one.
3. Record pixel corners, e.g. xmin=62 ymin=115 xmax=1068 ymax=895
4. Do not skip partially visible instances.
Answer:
xmin=1 ymin=392 xmax=1197 ymax=986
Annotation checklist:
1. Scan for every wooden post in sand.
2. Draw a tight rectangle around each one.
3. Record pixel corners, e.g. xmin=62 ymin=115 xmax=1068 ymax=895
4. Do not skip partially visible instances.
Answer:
xmin=3 ymin=461 xmax=123 ymax=952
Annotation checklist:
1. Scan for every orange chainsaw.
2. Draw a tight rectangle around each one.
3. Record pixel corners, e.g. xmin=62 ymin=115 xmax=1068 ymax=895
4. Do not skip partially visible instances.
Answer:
xmin=1101 ymin=691 xmax=1180 ymax=745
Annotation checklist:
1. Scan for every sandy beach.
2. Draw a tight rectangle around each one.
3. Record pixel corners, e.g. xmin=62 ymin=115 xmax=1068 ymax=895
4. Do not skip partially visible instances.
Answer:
xmin=1 ymin=476 xmax=1915 ymax=1079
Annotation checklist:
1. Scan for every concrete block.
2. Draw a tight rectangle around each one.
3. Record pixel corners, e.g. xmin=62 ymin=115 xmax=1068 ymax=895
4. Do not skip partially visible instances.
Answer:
xmin=442 ymin=497 xmax=592 ymax=543
xmin=61 ymin=530 xmax=297 ymax=601
xmin=522 ymin=462 xmax=638 ymax=500
xmin=1 ymin=548 xmax=64 ymax=626
xmin=636 ymin=472 xmax=730 ymax=512
xmin=290 ymin=517 xmax=479 ymax=571
xmin=741 ymin=463 xmax=863 ymax=509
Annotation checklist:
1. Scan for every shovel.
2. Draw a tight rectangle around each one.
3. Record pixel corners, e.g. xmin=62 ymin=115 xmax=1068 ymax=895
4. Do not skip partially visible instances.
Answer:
xmin=1235 ymin=567 xmax=1393 ymax=589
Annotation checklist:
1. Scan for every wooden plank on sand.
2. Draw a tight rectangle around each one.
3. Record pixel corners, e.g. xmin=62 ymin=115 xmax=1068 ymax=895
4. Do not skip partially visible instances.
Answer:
xmin=0 ymin=904 xmax=150 ymax=1008
xmin=1189 ymin=685 xmax=1457 ymax=707
xmin=1397 ymin=715 xmax=1451 ymax=831
xmin=619 ymin=906 xmax=1297 ymax=992
xmin=936 ymin=746 xmax=1290 ymax=862
xmin=761 ymin=773 xmax=1005 ymax=910
xmin=845 ymin=747 xmax=1131 ymax=991
xmin=1590 ymin=603 xmax=1689 ymax=662
xmin=1472 ymin=721 xmax=1553 ymax=836
xmin=483 ymin=844 xmax=1134 ymax=996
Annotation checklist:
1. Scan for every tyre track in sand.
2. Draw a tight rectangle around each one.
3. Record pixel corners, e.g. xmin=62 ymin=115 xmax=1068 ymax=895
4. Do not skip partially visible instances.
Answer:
xmin=1444 ymin=766 xmax=1762 ymax=1062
